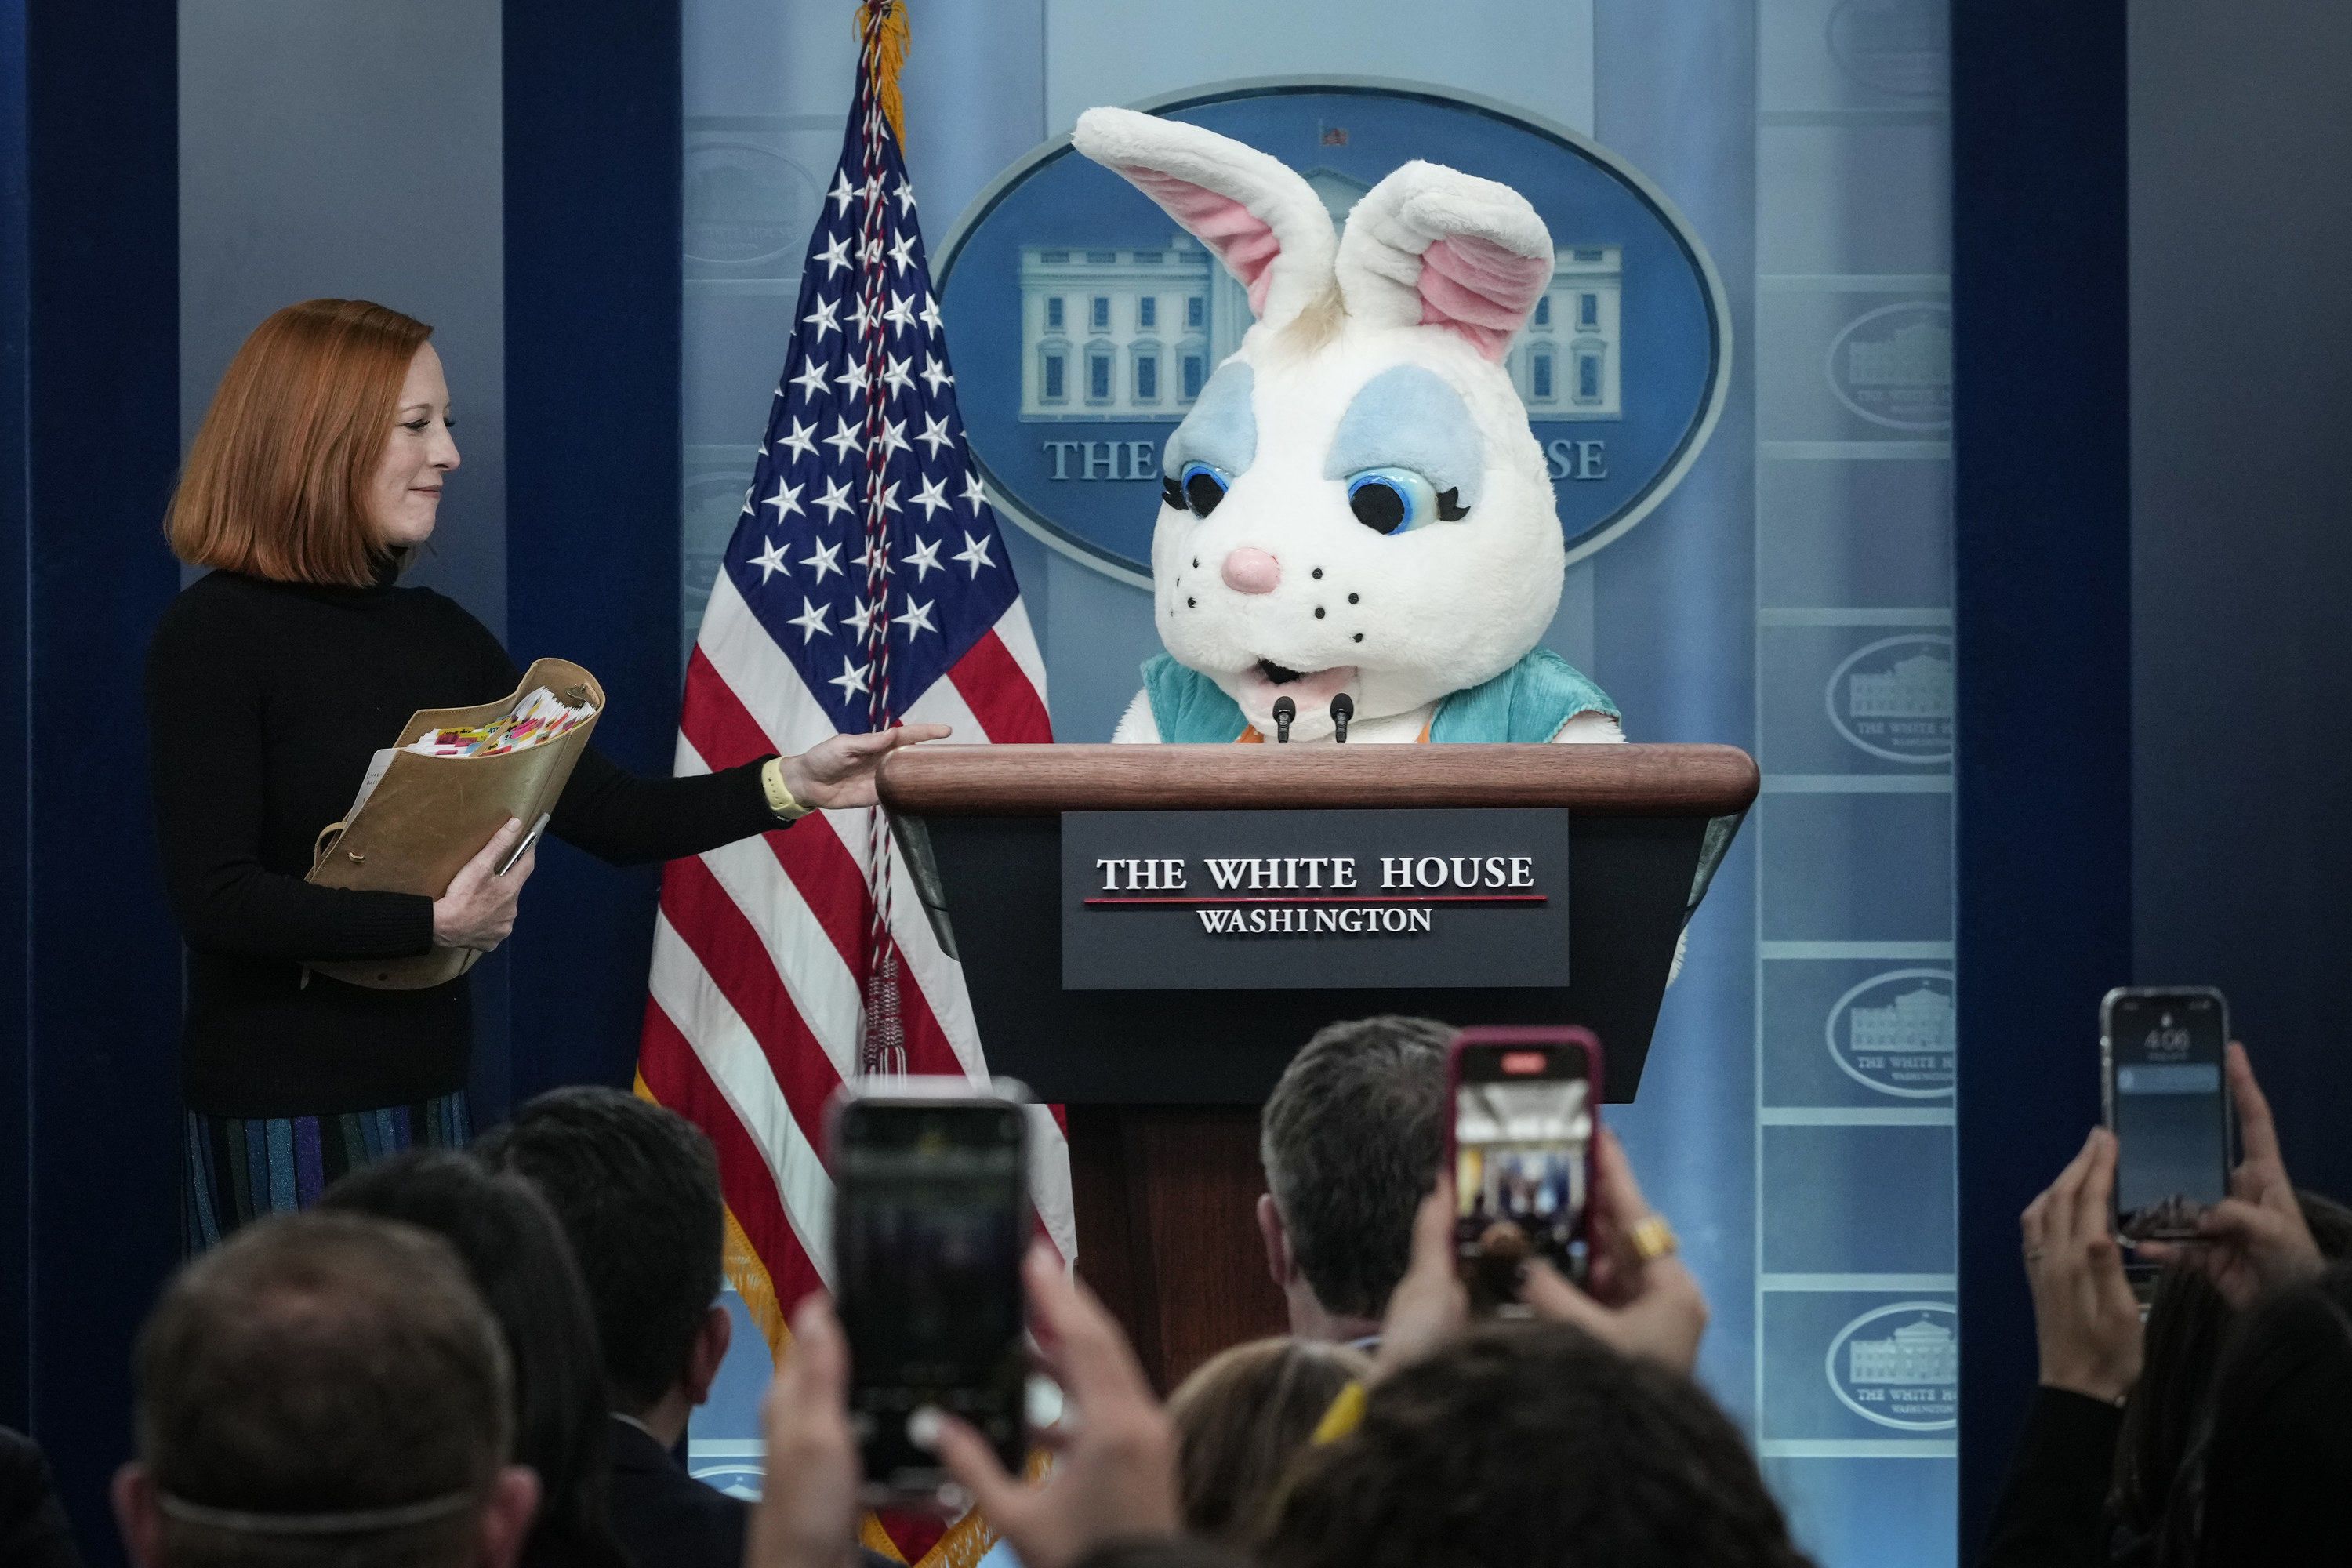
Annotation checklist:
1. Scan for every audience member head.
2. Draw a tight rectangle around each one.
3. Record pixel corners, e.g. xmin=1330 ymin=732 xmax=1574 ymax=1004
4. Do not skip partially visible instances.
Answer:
xmin=1258 ymin=1015 xmax=1454 ymax=1339
xmin=475 ymin=1086 xmax=731 ymax=1437
xmin=1257 ymin=1321 xmax=1811 ymax=1568
xmin=1166 ymin=1336 xmax=1370 ymax=1544
xmin=2111 ymin=1188 xmax=2352 ymax=1537
xmin=113 ymin=1210 xmax=537 ymax=1568
xmin=321 ymin=1151 xmax=629 ymax=1568
xmin=2166 ymin=1261 xmax=2352 ymax=1565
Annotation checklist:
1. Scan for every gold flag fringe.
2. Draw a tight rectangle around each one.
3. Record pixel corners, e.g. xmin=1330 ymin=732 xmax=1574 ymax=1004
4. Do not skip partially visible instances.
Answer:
xmin=857 ymin=0 xmax=912 ymax=153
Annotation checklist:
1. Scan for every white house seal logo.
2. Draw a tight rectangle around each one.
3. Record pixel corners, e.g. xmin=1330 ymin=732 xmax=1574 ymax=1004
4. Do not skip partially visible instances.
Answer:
xmin=1826 ymin=633 xmax=1953 ymax=763
xmin=1828 ymin=1301 xmax=1958 ymax=1431
xmin=684 ymin=142 xmax=818 ymax=267
xmin=1827 ymin=969 xmax=1955 ymax=1098
xmin=935 ymin=81 xmax=1730 ymax=586
xmin=1827 ymin=301 xmax=1951 ymax=431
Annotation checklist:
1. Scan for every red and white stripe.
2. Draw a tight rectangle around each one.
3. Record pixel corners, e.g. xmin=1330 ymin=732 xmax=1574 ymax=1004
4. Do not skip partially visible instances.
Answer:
xmin=641 ymin=571 xmax=1072 ymax=1309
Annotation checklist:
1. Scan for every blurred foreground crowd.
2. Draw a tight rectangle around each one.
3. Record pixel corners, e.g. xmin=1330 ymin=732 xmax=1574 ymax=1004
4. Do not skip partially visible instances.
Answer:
xmin=0 ymin=1018 xmax=2340 ymax=1568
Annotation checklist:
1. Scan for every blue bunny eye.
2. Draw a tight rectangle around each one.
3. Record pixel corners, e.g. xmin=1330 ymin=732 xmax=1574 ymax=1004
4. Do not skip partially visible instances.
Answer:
xmin=1163 ymin=462 xmax=1230 ymax=519
xmin=1346 ymin=467 xmax=1444 ymax=535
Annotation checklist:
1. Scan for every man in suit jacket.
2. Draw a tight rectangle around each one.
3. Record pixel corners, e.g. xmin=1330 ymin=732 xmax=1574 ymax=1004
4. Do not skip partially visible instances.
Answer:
xmin=477 ymin=1088 xmax=753 ymax=1568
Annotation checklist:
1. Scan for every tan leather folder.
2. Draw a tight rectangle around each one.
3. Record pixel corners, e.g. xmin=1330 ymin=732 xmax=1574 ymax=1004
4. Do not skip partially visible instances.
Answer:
xmin=303 ymin=658 xmax=605 ymax=990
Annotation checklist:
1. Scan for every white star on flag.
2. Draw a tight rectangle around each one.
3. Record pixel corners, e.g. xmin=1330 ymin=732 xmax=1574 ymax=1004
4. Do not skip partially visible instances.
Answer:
xmin=892 ymin=597 xmax=938 ymax=639
xmin=786 ymin=597 xmax=832 ymax=641
xmin=953 ymin=530 xmax=996 ymax=578
xmin=826 ymin=656 xmax=870 ymax=698
xmin=812 ymin=478 xmax=856 ymax=521
xmin=800 ymin=538 xmax=844 ymax=582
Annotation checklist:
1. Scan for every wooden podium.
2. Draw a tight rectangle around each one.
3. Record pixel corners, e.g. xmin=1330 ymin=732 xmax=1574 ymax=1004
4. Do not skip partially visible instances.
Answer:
xmin=876 ymin=742 xmax=1757 ymax=1388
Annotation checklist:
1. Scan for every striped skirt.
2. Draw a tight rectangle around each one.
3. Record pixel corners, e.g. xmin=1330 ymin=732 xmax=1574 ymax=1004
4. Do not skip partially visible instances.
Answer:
xmin=183 ymin=1091 xmax=474 ymax=1252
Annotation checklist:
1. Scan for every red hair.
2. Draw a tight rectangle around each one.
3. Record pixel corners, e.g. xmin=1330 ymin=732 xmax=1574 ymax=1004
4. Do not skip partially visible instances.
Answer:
xmin=168 ymin=299 xmax=434 ymax=586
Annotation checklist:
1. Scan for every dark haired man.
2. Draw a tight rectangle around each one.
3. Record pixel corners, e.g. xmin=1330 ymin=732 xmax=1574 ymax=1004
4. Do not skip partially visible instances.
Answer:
xmin=475 ymin=1087 xmax=746 ymax=1568
xmin=1257 ymin=1015 xmax=1454 ymax=1345
xmin=111 ymin=1211 xmax=538 ymax=1568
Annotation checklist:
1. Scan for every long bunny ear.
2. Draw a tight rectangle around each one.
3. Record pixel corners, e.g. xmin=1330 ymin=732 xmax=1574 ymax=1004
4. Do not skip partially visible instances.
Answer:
xmin=1071 ymin=107 xmax=1337 ymax=333
xmin=1334 ymin=161 xmax=1555 ymax=362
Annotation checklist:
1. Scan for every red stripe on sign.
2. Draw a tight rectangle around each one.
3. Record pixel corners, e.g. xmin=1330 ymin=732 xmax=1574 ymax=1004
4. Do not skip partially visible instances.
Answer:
xmin=947 ymin=629 xmax=1052 ymax=743
xmin=659 ymin=857 xmax=847 ymax=1154
xmin=639 ymin=1000 xmax=824 ymax=1310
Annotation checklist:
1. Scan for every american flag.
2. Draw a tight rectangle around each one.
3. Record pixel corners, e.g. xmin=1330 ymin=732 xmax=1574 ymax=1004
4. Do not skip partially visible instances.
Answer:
xmin=637 ymin=12 xmax=1073 ymax=1544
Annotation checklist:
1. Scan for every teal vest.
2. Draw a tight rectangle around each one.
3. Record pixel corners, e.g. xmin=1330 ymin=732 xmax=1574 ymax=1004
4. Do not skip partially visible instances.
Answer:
xmin=1140 ymin=648 xmax=1619 ymax=743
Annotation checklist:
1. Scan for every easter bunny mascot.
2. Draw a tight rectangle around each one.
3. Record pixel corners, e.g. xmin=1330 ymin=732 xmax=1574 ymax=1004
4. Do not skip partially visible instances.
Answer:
xmin=1074 ymin=107 xmax=1623 ymax=748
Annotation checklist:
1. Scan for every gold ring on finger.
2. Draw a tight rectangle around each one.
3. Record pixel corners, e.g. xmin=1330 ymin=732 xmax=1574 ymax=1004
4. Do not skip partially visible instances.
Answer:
xmin=1628 ymin=1214 xmax=1679 ymax=1261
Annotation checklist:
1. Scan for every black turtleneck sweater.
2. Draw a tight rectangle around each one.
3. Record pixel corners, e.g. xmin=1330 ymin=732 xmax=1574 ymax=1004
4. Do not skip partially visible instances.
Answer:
xmin=145 ymin=568 xmax=783 ymax=1117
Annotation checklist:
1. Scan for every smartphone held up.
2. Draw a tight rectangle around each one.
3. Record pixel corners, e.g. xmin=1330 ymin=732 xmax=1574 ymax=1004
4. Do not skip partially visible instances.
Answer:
xmin=1447 ymin=1026 xmax=1602 ymax=1314
xmin=2100 ymin=987 xmax=2234 ymax=1246
xmin=828 ymin=1076 xmax=1034 ymax=1511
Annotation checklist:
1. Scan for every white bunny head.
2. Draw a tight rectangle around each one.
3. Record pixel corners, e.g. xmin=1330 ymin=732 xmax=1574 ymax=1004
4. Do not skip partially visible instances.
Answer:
xmin=1073 ymin=107 xmax=1566 ymax=742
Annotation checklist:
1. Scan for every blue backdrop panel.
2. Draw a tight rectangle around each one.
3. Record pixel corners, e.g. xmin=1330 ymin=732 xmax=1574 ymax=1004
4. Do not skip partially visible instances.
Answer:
xmin=1751 ymin=0 xmax=1956 ymax=1544
xmin=502 ymin=0 xmax=686 ymax=1107
xmin=0 ymin=2 xmax=186 ymax=1562
xmin=1951 ymin=1 xmax=2132 ymax=1553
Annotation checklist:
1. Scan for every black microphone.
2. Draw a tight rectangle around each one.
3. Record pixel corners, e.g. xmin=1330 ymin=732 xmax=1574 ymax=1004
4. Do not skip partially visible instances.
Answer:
xmin=1330 ymin=693 xmax=1353 ymax=743
xmin=1272 ymin=695 xmax=1295 ymax=743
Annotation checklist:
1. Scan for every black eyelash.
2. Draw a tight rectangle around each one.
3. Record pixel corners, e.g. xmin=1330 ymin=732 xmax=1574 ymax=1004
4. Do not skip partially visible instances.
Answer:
xmin=1436 ymin=487 xmax=1469 ymax=521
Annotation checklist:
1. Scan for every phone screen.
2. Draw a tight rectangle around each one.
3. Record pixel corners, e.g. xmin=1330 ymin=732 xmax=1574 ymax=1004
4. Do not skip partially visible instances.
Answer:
xmin=836 ymin=1101 xmax=1028 ymax=1495
xmin=2107 ymin=992 xmax=2230 ymax=1241
xmin=1454 ymin=1041 xmax=1595 ymax=1308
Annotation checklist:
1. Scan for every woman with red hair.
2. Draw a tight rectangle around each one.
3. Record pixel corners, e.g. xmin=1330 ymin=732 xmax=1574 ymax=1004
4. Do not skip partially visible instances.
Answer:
xmin=147 ymin=299 xmax=938 ymax=1245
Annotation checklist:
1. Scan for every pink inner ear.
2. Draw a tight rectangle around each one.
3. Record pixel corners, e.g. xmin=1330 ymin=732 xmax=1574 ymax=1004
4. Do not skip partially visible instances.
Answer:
xmin=1123 ymin=166 xmax=1280 ymax=315
xmin=1418 ymin=234 xmax=1553 ymax=361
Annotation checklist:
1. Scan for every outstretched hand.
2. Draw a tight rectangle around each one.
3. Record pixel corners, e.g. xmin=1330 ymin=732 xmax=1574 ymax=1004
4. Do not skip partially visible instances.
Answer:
xmin=2139 ymin=1043 xmax=2321 ymax=1307
xmin=779 ymin=724 xmax=952 ymax=811
xmin=930 ymin=1244 xmax=1178 ymax=1568
xmin=2020 ymin=1127 xmax=2142 ymax=1403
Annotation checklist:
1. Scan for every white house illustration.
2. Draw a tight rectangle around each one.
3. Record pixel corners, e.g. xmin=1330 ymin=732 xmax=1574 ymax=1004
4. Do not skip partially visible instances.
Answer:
xmin=1848 ymin=1318 xmax=1958 ymax=1385
xmin=1018 ymin=167 xmax=1622 ymax=422
xmin=1849 ymin=652 xmax=1954 ymax=720
xmin=1849 ymin=985 xmax=1955 ymax=1054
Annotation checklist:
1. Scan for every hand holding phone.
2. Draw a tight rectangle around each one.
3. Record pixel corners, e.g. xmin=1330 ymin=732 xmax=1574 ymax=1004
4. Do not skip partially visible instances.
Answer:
xmin=752 ymin=1295 xmax=864 ymax=1568
xmin=2136 ymin=1043 xmax=2325 ymax=1307
xmin=2018 ymin=1127 xmax=2144 ymax=1403
xmin=829 ymin=1078 xmax=1033 ymax=1510
xmin=1446 ymin=1027 xmax=1601 ymax=1313
xmin=1382 ymin=1123 xmax=1709 ymax=1378
xmin=928 ymin=1245 xmax=1180 ymax=1568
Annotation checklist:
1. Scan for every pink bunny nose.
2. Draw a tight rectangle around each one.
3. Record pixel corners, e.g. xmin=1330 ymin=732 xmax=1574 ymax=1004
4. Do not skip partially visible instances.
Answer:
xmin=1221 ymin=547 xmax=1281 ymax=595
